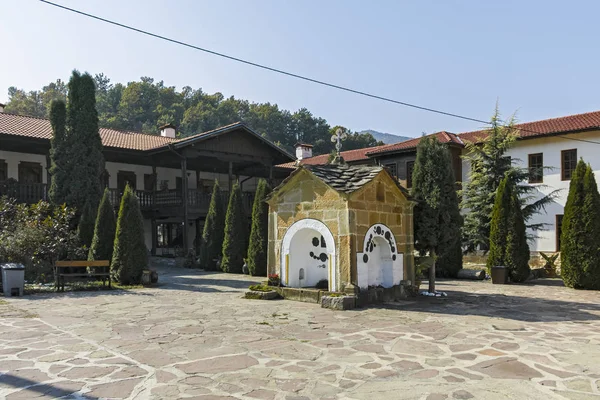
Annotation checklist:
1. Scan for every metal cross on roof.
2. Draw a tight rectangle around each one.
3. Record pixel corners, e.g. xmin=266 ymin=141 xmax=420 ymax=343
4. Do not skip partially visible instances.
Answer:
xmin=331 ymin=127 xmax=348 ymax=157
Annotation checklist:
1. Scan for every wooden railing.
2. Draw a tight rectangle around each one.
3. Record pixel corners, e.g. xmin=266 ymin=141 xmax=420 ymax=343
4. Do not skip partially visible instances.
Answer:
xmin=108 ymin=189 xmax=254 ymax=213
xmin=0 ymin=183 xmax=254 ymax=214
xmin=0 ymin=182 xmax=48 ymax=204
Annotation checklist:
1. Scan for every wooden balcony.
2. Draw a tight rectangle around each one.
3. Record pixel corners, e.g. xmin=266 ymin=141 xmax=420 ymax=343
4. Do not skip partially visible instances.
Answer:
xmin=0 ymin=182 xmax=48 ymax=204
xmin=0 ymin=183 xmax=254 ymax=217
xmin=108 ymin=188 xmax=254 ymax=216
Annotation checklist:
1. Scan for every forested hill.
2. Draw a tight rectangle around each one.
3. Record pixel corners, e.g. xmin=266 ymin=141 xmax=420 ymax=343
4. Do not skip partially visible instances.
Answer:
xmin=358 ymin=129 xmax=411 ymax=145
xmin=4 ymin=74 xmax=384 ymax=156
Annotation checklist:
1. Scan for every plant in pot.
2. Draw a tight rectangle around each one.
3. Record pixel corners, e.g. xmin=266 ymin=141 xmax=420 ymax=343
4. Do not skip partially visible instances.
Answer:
xmin=414 ymin=256 xmax=434 ymax=289
xmin=267 ymin=273 xmax=280 ymax=286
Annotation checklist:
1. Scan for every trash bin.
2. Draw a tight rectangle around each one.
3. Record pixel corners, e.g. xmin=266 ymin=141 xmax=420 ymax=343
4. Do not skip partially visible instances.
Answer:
xmin=2 ymin=263 xmax=25 ymax=297
xmin=491 ymin=265 xmax=507 ymax=284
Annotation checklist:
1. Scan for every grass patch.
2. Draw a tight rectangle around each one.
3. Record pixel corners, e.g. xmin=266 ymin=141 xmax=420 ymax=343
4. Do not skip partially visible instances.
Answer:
xmin=248 ymin=284 xmax=274 ymax=292
xmin=256 ymin=321 xmax=271 ymax=326
xmin=326 ymin=292 xmax=345 ymax=297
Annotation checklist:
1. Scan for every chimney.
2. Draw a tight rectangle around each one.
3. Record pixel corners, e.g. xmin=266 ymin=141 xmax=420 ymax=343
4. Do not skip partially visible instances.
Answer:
xmin=295 ymin=143 xmax=313 ymax=161
xmin=159 ymin=123 xmax=176 ymax=138
xmin=0 ymin=103 xmax=5 ymax=113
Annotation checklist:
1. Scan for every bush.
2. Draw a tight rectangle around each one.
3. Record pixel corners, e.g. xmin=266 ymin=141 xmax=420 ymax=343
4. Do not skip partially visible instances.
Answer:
xmin=88 ymin=188 xmax=116 ymax=263
xmin=561 ymin=160 xmax=600 ymax=289
xmin=221 ymin=182 xmax=246 ymax=273
xmin=111 ymin=185 xmax=147 ymax=284
xmin=247 ymin=179 xmax=271 ymax=276
xmin=77 ymin=200 xmax=97 ymax=248
xmin=0 ymin=197 xmax=83 ymax=283
xmin=199 ymin=180 xmax=224 ymax=270
xmin=248 ymin=284 xmax=273 ymax=292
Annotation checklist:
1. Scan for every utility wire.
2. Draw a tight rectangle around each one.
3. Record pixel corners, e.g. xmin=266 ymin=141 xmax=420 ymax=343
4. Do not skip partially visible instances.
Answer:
xmin=38 ymin=0 xmax=600 ymax=145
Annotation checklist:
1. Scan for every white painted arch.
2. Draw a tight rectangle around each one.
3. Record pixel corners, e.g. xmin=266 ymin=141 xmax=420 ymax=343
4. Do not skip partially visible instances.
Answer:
xmin=280 ymin=218 xmax=337 ymax=291
xmin=357 ymin=223 xmax=403 ymax=289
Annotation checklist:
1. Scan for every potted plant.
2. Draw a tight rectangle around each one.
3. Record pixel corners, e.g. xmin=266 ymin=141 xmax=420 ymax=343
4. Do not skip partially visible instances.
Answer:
xmin=414 ymin=256 xmax=434 ymax=289
xmin=267 ymin=273 xmax=280 ymax=286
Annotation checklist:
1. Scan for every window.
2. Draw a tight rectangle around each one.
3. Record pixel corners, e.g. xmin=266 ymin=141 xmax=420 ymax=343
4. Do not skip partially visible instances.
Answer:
xmin=556 ymin=214 xmax=564 ymax=252
xmin=406 ymin=161 xmax=415 ymax=188
xmin=384 ymin=163 xmax=397 ymax=178
xmin=156 ymin=223 xmax=183 ymax=248
xmin=144 ymin=173 xmax=155 ymax=191
xmin=528 ymin=153 xmax=543 ymax=183
xmin=561 ymin=149 xmax=577 ymax=181
xmin=117 ymin=171 xmax=136 ymax=191
xmin=18 ymin=162 xmax=42 ymax=183
xmin=0 ymin=160 xmax=7 ymax=181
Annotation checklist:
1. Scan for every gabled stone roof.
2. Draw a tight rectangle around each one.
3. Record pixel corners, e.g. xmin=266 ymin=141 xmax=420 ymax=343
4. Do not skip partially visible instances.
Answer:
xmin=304 ymin=164 xmax=383 ymax=194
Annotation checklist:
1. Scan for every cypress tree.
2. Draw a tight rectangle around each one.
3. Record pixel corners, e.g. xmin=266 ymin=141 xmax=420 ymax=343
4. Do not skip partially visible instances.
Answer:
xmin=199 ymin=180 xmax=225 ymax=270
xmin=49 ymin=99 xmax=70 ymax=205
xmin=77 ymin=200 xmax=96 ymax=248
xmin=51 ymin=71 xmax=104 ymax=212
xmin=247 ymin=179 xmax=271 ymax=276
xmin=221 ymin=182 xmax=246 ymax=273
xmin=561 ymin=160 xmax=600 ymax=289
xmin=487 ymin=175 xmax=530 ymax=282
xmin=412 ymin=136 xmax=463 ymax=292
xmin=88 ymin=188 xmax=116 ymax=262
xmin=486 ymin=177 xmax=512 ymax=271
xmin=505 ymin=182 xmax=530 ymax=282
xmin=112 ymin=185 xmax=147 ymax=284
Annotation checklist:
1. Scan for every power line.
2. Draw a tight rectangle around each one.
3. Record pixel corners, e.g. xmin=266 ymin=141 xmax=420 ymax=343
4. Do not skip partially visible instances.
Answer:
xmin=37 ymin=0 xmax=600 ymax=146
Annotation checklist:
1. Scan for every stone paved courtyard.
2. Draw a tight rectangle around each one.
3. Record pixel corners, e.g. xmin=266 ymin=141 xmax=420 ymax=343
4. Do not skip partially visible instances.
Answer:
xmin=1 ymin=264 xmax=600 ymax=399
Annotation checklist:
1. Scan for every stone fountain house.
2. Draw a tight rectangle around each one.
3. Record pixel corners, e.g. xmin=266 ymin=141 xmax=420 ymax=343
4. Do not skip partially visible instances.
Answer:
xmin=266 ymin=163 xmax=415 ymax=298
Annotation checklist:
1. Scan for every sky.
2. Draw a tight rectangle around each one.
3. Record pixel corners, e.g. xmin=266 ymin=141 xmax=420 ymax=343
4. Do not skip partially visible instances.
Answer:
xmin=1 ymin=0 xmax=599 ymax=138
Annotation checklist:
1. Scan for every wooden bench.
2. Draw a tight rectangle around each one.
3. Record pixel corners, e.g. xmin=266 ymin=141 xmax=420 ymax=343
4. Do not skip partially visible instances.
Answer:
xmin=54 ymin=260 xmax=111 ymax=292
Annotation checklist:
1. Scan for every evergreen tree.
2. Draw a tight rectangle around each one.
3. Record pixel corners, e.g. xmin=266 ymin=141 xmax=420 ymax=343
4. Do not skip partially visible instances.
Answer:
xmin=49 ymin=71 xmax=105 ymax=212
xmin=247 ymin=179 xmax=271 ymax=276
xmin=486 ymin=175 xmax=531 ymax=282
xmin=77 ymin=200 xmax=96 ymax=248
xmin=461 ymin=107 xmax=558 ymax=252
xmin=49 ymin=100 xmax=69 ymax=205
xmin=221 ymin=182 xmax=246 ymax=273
xmin=88 ymin=188 xmax=116 ymax=262
xmin=437 ymin=237 xmax=463 ymax=278
xmin=561 ymin=160 xmax=600 ymax=289
xmin=111 ymin=185 xmax=147 ymax=284
xmin=412 ymin=136 xmax=463 ymax=292
xmin=199 ymin=180 xmax=225 ymax=270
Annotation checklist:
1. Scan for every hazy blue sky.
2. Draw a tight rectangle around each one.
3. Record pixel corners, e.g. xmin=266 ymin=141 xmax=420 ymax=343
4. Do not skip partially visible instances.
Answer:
xmin=1 ymin=0 xmax=598 ymax=138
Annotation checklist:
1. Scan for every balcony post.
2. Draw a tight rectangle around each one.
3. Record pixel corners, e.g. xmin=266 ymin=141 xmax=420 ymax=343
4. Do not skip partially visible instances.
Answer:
xmin=228 ymin=161 xmax=233 ymax=193
xmin=152 ymin=165 xmax=157 ymax=206
xmin=151 ymin=218 xmax=157 ymax=256
xmin=181 ymin=157 xmax=189 ymax=254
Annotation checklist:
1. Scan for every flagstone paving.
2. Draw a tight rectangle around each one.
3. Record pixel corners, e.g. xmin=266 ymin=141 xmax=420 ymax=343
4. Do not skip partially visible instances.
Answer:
xmin=1 ymin=265 xmax=600 ymax=399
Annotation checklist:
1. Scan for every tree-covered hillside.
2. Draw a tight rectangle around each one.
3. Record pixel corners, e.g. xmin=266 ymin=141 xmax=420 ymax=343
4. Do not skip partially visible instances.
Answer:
xmin=5 ymin=74 xmax=383 ymax=155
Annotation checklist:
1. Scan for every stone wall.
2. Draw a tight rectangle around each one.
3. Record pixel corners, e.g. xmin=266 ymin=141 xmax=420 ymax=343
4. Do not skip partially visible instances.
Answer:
xmin=348 ymin=172 xmax=415 ymax=284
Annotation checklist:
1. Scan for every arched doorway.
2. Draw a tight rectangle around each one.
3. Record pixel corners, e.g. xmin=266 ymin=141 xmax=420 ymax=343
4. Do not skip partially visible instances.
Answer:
xmin=357 ymin=223 xmax=403 ymax=289
xmin=281 ymin=219 xmax=336 ymax=291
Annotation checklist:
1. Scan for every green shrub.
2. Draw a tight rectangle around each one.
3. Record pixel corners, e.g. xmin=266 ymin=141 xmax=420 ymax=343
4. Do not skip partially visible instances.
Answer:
xmin=199 ymin=180 xmax=224 ymax=270
xmin=111 ymin=185 xmax=147 ymax=284
xmin=221 ymin=182 xmax=246 ymax=273
xmin=88 ymin=188 xmax=116 ymax=263
xmin=247 ymin=179 xmax=271 ymax=276
xmin=248 ymin=284 xmax=273 ymax=292
xmin=77 ymin=200 xmax=96 ymax=248
xmin=0 ymin=197 xmax=83 ymax=283
xmin=561 ymin=160 xmax=600 ymax=289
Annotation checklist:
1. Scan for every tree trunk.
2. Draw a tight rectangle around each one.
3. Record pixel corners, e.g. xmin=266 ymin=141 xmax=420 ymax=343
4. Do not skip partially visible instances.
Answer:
xmin=429 ymin=250 xmax=436 ymax=294
xmin=457 ymin=269 xmax=486 ymax=280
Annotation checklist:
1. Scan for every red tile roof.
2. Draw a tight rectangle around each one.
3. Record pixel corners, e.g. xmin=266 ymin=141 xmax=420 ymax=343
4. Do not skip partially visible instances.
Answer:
xmin=277 ymin=144 xmax=387 ymax=169
xmin=0 ymin=112 xmax=173 ymax=150
xmin=459 ymin=110 xmax=600 ymax=143
xmin=366 ymin=131 xmax=463 ymax=156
